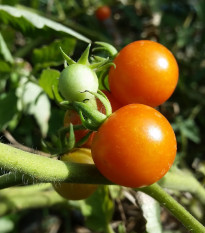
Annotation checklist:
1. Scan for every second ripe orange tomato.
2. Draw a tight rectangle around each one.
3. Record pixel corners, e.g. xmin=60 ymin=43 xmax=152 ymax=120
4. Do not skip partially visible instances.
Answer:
xmin=91 ymin=104 xmax=177 ymax=188
xmin=108 ymin=40 xmax=179 ymax=107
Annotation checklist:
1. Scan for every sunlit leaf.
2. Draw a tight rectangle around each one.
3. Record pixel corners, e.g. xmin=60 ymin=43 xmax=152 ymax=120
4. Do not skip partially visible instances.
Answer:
xmin=0 ymin=5 xmax=91 ymax=43
xmin=16 ymin=77 xmax=51 ymax=137
xmin=0 ymin=91 xmax=17 ymax=130
xmin=0 ymin=32 xmax=13 ymax=63
xmin=79 ymin=186 xmax=114 ymax=232
xmin=38 ymin=68 xmax=62 ymax=102
xmin=136 ymin=191 xmax=162 ymax=233
xmin=0 ymin=217 xmax=14 ymax=233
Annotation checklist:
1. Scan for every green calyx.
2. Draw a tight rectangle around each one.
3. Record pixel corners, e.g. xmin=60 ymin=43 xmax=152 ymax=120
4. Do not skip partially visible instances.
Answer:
xmin=60 ymin=42 xmax=117 ymax=74
xmin=48 ymin=42 xmax=117 ymax=155
xmin=61 ymin=90 xmax=112 ymax=131
xmin=44 ymin=90 xmax=112 ymax=156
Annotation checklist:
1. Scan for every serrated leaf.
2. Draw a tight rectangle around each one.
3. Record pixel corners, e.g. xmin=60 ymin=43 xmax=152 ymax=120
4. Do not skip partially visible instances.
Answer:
xmin=32 ymin=37 xmax=76 ymax=70
xmin=38 ymin=69 xmax=62 ymax=101
xmin=0 ymin=5 xmax=91 ymax=43
xmin=79 ymin=186 xmax=114 ymax=232
xmin=136 ymin=191 xmax=162 ymax=233
xmin=0 ymin=91 xmax=17 ymax=130
xmin=0 ymin=32 xmax=13 ymax=63
xmin=16 ymin=77 xmax=51 ymax=137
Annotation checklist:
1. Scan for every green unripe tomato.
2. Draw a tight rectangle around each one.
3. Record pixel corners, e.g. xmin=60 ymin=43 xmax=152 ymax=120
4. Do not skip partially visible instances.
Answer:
xmin=58 ymin=64 xmax=99 ymax=102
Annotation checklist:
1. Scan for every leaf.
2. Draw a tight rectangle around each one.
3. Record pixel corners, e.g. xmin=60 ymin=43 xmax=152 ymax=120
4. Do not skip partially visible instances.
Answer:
xmin=32 ymin=37 xmax=76 ymax=70
xmin=79 ymin=186 xmax=114 ymax=232
xmin=38 ymin=69 xmax=62 ymax=101
xmin=172 ymin=117 xmax=201 ymax=144
xmin=109 ymin=185 xmax=122 ymax=199
xmin=0 ymin=91 xmax=17 ymax=130
xmin=136 ymin=191 xmax=162 ymax=233
xmin=0 ymin=32 xmax=13 ymax=63
xmin=0 ymin=5 xmax=91 ymax=43
xmin=16 ymin=78 xmax=51 ymax=137
xmin=0 ymin=60 xmax=11 ymax=73
xmin=0 ymin=217 xmax=14 ymax=233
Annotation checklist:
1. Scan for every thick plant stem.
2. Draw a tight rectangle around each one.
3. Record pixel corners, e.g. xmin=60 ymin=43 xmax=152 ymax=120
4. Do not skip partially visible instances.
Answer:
xmin=139 ymin=183 xmax=205 ymax=233
xmin=0 ymin=143 xmax=109 ymax=186
xmin=0 ymin=143 xmax=205 ymax=232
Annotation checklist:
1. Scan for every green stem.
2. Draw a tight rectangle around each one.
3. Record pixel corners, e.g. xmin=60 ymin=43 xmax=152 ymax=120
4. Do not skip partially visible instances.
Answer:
xmin=0 ymin=143 xmax=205 ymax=232
xmin=139 ymin=183 xmax=205 ymax=233
xmin=159 ymin=170 xmax=205 ymax=204
xmin=0 ymin=143 xmax=109 ymax=186
xmin=106 ymin=224 xmax=115 ymax=233
xmin=14 ymin=37 xmax=45 ymax=58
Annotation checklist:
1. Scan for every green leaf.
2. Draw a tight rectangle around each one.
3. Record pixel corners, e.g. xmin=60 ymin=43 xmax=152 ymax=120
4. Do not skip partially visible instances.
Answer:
xmin=136 ymin=191 xmax=162 ymax=233
xmin=0 ymin=91 xmax=17 ymax=130
xmin=0 ymin=60 xmax=11 ymax=73
xmin=0 ymin=32 xmax=13 ymax=63
xmin=0 ymin=5 xmax=91 ymax=43
xmin=32 ymin=37 xmax=76 ymax=70
xmin=0 ymin=217 xmax=14 ymax=233
xmin=16 ymin=78 xmax=51 ymax=137
xmin=109 ymin=185 xmax=122 ymax=199
xmin=38 ymin=68 xmax=62 ymax=101
xmin=173 ymin=117 xmax=201 ymax=144
xmin=79 ymin=186 xmax=114 ymax=232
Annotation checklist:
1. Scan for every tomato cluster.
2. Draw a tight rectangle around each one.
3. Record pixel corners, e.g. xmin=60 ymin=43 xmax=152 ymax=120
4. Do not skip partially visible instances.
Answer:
xmin=55 ymin=40 xmax=178 ymax=199
xmin=90 ymin=40 xmax=178 ymax=188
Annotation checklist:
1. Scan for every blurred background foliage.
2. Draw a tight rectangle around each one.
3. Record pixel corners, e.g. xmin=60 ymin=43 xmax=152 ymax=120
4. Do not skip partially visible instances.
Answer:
xmin=0 ymin=0 xmax=205 ymax=232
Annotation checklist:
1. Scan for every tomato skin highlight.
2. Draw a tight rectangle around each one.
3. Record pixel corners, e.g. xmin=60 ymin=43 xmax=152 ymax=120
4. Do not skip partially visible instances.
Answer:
xmin=91 ymin=104 xmax=177 ymax=188
xmin=108 ymin=40 xmax=179 ymax=107
xmin=95 ymin=6 xmax=111 ymax=21
xmin=53 ymin=148 xmax=98 ymax=200
xmin=64 ymin=90 xmax=122 ymax=148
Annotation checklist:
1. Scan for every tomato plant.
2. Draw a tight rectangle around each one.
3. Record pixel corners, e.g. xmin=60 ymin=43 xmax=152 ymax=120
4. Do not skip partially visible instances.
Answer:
xmin=91 ymin=104 xmax=177 ymax=188
xmin=58 ymin=64 xmax=99 ymax=102
xmin=108 ymin=40 xmax=179 ymax=107
xmin=95 ymin=6 xmax=111 ymax=21
xmin=64 ymin=90 xmax=122 ymax=148
xmin=53 ymin=148 xmax=98 ymax=200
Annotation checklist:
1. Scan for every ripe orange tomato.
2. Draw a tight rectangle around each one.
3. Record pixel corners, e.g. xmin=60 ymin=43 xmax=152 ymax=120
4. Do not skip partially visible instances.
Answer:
xmin=95 ymin=6 xmax=111 ymax=21
xmin=108 ymin=40 xmax=179 ymax=107
xmin=64 ymin=90 xmax=122 ymax=147
xmin=91 ymin=104 xmax=177 ymax=188
xmin=53 ymin=148 xmax=98 ymax=200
